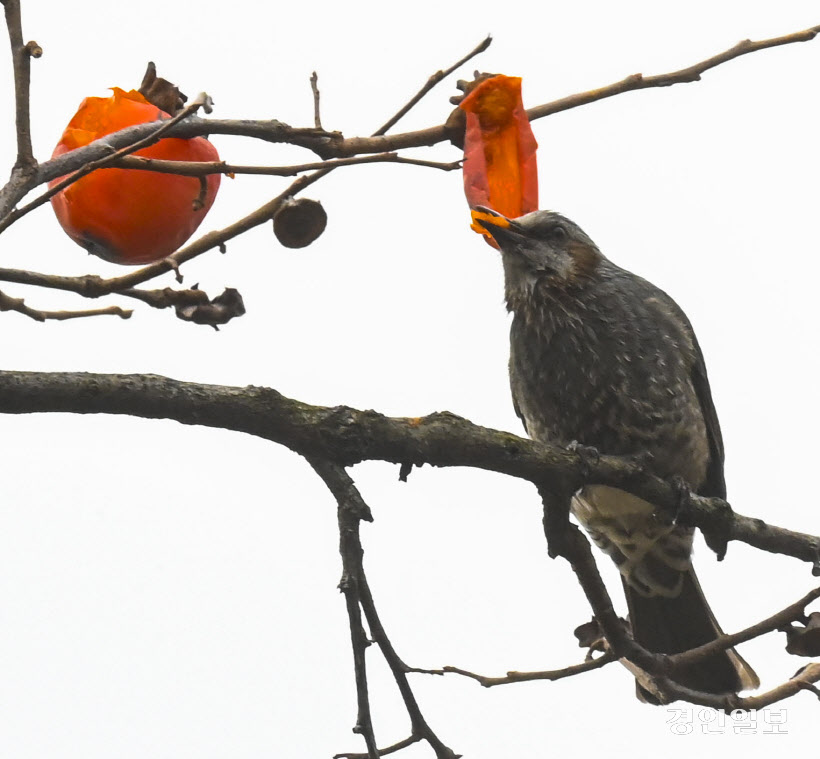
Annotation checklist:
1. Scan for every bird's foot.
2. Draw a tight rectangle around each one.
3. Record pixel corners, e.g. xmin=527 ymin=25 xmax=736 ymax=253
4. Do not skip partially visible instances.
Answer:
xmin=627 ymin=449 xmax=654 ymax=473
xmin=668 ymin=474 xmax=693 ymax=526
xmin=574 ymin=616 xmax=628 ymax=658
xmin=567 ymin=440 xmax=600 ymax=478
xmin=652 ymin=474 xmax=691 ymax=527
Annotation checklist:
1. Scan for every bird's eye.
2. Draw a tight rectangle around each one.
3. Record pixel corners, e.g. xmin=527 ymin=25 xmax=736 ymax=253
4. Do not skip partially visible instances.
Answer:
xmin=548 ymin=225 xmax=568 ymax=243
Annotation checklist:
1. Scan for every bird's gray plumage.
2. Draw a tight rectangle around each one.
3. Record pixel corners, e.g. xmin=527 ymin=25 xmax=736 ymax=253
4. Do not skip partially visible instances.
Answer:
xmin=478 ymin=207 xmax=757 ymax=699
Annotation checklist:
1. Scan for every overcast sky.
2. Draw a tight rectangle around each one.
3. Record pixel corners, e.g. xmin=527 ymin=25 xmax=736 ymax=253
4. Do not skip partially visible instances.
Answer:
xmin=1 ymin=0 xmax=819 ymax=756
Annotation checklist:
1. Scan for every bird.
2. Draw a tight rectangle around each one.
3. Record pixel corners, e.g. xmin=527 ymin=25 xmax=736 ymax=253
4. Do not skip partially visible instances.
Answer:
xmin=475 ymin=206 xmax=758 ymax=700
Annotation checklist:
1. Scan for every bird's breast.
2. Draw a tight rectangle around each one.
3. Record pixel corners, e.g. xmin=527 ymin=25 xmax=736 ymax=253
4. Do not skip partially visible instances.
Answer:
xmin=508 ymin=299 xmax=710 ymax=486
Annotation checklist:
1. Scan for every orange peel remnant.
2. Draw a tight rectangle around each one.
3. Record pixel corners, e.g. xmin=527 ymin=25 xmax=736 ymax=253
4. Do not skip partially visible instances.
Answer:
xmin=459 ymin=75 xmax=537 ymax=246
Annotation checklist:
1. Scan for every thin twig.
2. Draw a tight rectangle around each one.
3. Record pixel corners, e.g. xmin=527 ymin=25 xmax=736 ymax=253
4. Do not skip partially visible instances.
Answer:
xmin=31 ymin=122 xmax=335 ymax=186
xmin=0 ymin=289 xmax=131 ymax=321
xmin=4 ymin=22 xmax=813 ymax=222
xmin=0 ymin=37 xmax=487 ymax=308
xmin=538 ymin=488 xmax=662 ymax=675
xmin=0 ymin=93 xmax=213 ymax=235
xmin=335 ymin=735 xmax=419 ymax=759
xmin=310 ymin=71 xmax=322 ymax=130
xmin=3 ymin=0 xmax=36 ymax=170
xmin=655 ymin=663 xmax=820 ymax=710
xmin=309 ymin=458 xmax=379 ymax=759
xmin=670 ymin=586 xmax=820 ymax=670
xmin=357 ymin=572 xmax=458 ymax=759
xmin=11 ymin=20 xmax=817 ymax=189
xmin=0 ymin=169 xmax=330 ymax=297
xmin=110 ymin=152 xmax=461 ymax=177
xmin=373 ymin=34 xmax=492 ymax=136
xmin=527 ymin=24 xmax=820 ymax=120
xmin=309 ymin=458 xmax=455 ymax=759
xmin=0 ymin=111 xmax=454 ymax=306
xmin=431 ymin=652 xmax=617 ymax=687
xmin=537 ymin=487 xmax=820 ymax=709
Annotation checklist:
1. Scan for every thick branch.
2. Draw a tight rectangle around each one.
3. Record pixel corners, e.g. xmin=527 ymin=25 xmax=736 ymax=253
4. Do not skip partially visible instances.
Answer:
xmin=0 ymin=371 xmax=815 ymax=568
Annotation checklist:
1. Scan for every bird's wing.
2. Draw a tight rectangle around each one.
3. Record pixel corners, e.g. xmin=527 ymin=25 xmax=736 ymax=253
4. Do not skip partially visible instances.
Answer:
xmin=653 ymin=286 xmax=727 ymax=500
xmin=688 ymin=330 xmax=726 ymax=499
xmin=511 ymin=391 xmax=528 ymax=434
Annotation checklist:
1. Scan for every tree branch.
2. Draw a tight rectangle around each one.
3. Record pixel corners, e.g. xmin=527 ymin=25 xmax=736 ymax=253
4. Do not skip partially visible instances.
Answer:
xmin=6 ymin=368 xmax=812 ymax=711
xmin=309 ymin=458 xmax=380 ymax=759
xmin=0 ymin=169 xmax=329 ymax=297
xmin=309 ymin=458 xmax=456 ymax=759
xmin=654 ymin=663 xmax=820 ymax=710
xmin=109 ymin=152 xmax=461 ymax=177
xmin=527 ymin=24 xmax=820 ymax=121
xmin=355 ymin=569 xmax=458 ymax=759
xmin=0 ymin=289 xmax=131 ymax=321
xmin=310 ymin=71 xmax=322 ymax=130
xmin=373 ymin=34 xmax=492 ymax=136
xmin=2 ymin=0 xmax=37 ymax=171
xmin=534 ymin=488 xmax=820 ymax=709
xmin=2 ymin=23 xmax=814 ymax=323
xmin=0 ymin=370 xmax=815 ymax=570
xmin=434 ymin=652 xmax=617 ymax=687
xmin=669 ymin=586 xmax=820 ymax=671
xmin=19 ymin=22 xmax=820 ymax=198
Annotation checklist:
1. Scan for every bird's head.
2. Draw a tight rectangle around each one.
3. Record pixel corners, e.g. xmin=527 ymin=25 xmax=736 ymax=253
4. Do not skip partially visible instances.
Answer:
xmin=474 ymin=207 xmax=603 ymax=305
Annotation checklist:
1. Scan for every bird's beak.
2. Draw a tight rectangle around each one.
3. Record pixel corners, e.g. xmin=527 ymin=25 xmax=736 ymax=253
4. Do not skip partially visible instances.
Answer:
xmin=472 ymin=206 xmax=525 ymax=247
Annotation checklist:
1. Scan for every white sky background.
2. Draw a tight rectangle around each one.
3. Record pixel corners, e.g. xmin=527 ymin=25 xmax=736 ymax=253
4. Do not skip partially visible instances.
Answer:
xmin=1 ymin=0 xmax=819 ymax=756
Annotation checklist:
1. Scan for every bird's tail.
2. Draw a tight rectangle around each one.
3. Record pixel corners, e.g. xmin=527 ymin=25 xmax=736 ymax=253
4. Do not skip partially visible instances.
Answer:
xmin=623 ymin=567 xmax=759 ymax=702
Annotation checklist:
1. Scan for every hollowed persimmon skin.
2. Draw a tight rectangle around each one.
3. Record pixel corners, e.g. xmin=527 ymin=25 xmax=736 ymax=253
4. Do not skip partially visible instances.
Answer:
xmin=50 ymin=88 xmax=220 ymax=265
xmin=458 ymin=75 xmax=538 ymax=247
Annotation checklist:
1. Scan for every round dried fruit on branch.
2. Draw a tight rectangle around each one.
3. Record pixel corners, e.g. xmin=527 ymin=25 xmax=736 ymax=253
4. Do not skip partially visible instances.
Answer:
xmin=273 ymin=197 xmax=327 ymax=249
xmin=50 ymin=76 xmax=220 ymax=265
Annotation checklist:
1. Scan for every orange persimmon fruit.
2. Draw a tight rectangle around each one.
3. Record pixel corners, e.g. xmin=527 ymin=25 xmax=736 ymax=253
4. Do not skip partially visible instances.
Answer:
xmin=459 ymin=75 xmax=538 ymax=246
xmin=50 ymin=87 xmax=220 ymax=265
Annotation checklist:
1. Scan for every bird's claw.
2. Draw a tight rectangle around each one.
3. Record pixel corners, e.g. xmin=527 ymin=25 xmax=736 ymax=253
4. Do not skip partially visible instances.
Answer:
xmin=567 ymin=440 xmax=600 ymax=478
xmin=628 ymin=450 xmax=654 ymax=473
xmin=669 ymin=474 xmax=693 ymax=524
